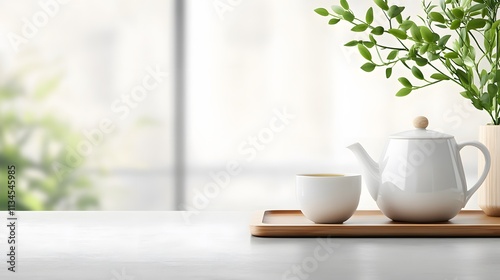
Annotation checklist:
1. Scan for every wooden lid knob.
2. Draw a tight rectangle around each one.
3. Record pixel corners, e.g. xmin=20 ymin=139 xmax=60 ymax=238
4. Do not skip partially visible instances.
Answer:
xmin=413 ymin=116 xmax=428 ymax=129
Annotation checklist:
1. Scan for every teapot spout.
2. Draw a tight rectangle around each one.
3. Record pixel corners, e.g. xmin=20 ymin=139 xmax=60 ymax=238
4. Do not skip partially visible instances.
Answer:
xmin=347 ymin=143 xmax=380 ymax=201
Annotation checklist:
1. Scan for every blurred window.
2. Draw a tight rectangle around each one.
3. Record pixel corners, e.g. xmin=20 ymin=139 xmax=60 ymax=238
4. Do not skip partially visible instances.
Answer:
xmin=0 ymin=0 xmax=484 ymax=211
xmin=0 ymin=0 xmax=174 ymax=210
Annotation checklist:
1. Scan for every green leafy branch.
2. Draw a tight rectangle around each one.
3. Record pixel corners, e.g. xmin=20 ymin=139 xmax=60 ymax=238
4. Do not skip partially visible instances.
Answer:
xmin=315 ymin=0 xmax=500 ymax=125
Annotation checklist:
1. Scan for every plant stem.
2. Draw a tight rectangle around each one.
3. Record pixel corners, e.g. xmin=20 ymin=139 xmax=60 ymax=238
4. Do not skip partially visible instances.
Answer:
xmin=376 ymin=44 xmax=406 ymax=51
xmin=374 ymin=45 xmax=384 ymax=62
xmin=376 ymin=58 xmax=401 ymax=67
xmin=383 ymin=12 xmax=392 ymax=29
xmin=487 ymin=110 xmax=496 ymax=125
xmin=413 ymin=80 xmax=442 ymax=90
xmin=435 ymin=57 xmax=463 ymax=86
xmin=469 ymin=31 xmax=487 ymax=57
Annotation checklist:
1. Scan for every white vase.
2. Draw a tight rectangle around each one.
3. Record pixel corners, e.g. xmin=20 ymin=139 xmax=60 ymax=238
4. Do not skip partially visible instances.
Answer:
xmin=478 ymin=125 xmax=500 ymax=216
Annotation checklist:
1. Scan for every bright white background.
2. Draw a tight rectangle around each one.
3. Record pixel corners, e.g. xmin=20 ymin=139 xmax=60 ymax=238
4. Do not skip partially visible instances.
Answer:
xmin=184 ymin=0 xmax=490 ymax=211
xmin=0 ymin=0 xmax=491 ymax=210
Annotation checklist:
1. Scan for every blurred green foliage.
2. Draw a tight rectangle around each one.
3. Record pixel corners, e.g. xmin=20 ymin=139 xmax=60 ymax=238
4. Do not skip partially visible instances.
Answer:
xmin=0 ymin=73 xmax=99 ymax=210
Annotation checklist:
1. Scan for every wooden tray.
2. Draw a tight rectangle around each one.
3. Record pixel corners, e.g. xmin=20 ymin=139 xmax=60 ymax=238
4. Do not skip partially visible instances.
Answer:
xmin=250 ymin=210 xmax=500 ymax=237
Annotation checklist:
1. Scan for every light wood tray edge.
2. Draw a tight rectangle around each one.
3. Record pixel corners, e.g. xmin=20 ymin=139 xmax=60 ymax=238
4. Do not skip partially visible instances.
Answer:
xmin=249 ymin=210 xmax=500 ymax=237
xmin=249 ymin=210 xmax=268 ymax=236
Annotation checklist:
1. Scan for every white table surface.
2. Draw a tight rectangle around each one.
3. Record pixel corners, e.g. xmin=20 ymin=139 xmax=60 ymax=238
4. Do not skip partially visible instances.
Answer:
xmin=1 ymin=211 xmax=500 ymax=280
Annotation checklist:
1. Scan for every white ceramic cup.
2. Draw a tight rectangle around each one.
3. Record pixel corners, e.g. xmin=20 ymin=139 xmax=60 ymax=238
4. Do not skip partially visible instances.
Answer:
xmin=296 ymin=174 xmax=361 ymax=223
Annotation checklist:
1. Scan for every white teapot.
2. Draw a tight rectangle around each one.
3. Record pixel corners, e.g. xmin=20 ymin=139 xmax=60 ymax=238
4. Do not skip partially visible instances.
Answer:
xmin=347 ymin=116 xmax=491 ymax=222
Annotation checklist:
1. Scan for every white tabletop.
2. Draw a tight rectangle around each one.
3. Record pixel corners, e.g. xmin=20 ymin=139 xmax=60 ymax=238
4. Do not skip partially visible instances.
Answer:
xmin=1 ymin=211 xmax=500 ymax=280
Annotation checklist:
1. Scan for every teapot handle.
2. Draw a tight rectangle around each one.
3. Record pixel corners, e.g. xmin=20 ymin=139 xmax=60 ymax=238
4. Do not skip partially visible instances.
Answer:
xmin=458 ymin=141 xmax=491 ymax=204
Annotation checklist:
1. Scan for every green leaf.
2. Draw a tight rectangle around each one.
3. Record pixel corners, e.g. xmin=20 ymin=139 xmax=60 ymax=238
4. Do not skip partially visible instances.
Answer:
xmin=433 ymin=33 xmax=440 ymax=42
xmin=328 ymin=18 xmax=341 ymax=25
xmin=388 ymin=5 xmax=405 ymax=19
xmin=430 ymin=73 xmax=450 ymax=80
xmin=415 ymin=57 xmax=428 ymax=66
xmin=492 ymin=19 xmax=500 ymax=30
xmin=472 ymin=98 xmax=483 ymax=110
xmin=438 ymin=34 xmax=451 ymax=47
xmin=470 ymin=10 xmax=482 ymax=17
xmin=480 ymin=92 xmax=491 ymax=109
xmin=363 ymin=41 xmax=375 ymax=48
xmin=351 ymin=24 xmax=369 ymax=32
xmin=366 ymin=7 xmax=374 ymax=24
xmin=420 ymin=26 xmax=435 ymax=42
xmin=418 ymin=43 xmax=429 ymax=55
xmin=314 ymin=8 xmax=329 ymax=16
xmin=424 ymin=3 xmax=437 ymax=13
xmin=459 ymin=91 xmax=469 ymax=99
xmin=398 ymin=77 xmax=412 ymax=88
xmin=400 ymin=20 xmax=414 ymax=31
xmin=427 ymin=52 xmax=439 ymax=61
xmin=361 ymin=62 xmax=376 ymax=72
xmin=371 ymin=26 xmax=384 ymax=35
xmin=387 ymin=50 xmax=398 ymax=60
xmin=451 ymin=8 xmax=464 ymax=19
xmin=343 ymin=11 xmax=355 ymax=22
xmin=469 ymin=4 xmax=486 ymax=13
xmin=450 ymin=19 xmax=461 ymax=30
xmin=410 ymin=24 xmax=422 ymax=41
xmin=331 ymin=5 xmax=345 ymax=15
xmin=464 ymin=56 xmax=475 ymax=67
xmin=439 ymin=0 xmax=446 ymax=10
xmin=388 ymin=28 xmax=407 ymax=39
xmin=344 ymin=40 xmax=359 ymax=47
xmin=456 ymin=69 xmax=469 ymax=85
xmin=428 ymin=12 xmax=445 ymax=23
xmin=488 ymin=84 xmax=498 ymax=96
xmin=467 ymin=19 xmax=486 ymax=30
xmin=409 ymin=46 xmax=417 ymax=58
xmin=443 ymin=52 xmax=459 ymax=58
xmin=395 ymin=14 xmax=403 ymax=24
xmin=386 ymin=67 xmax=392 ymax=78
xmin=472 ymin=84 xmax=480 ymax=97
xmin=458 ymin=34 xmax=468 ymax=47
xmin=488 ymin=30 xmax=497 ymax=47
xmin=480 ymin=70 xmax=488 ymax=86
xmin=428 ymin=52 xmax=440 ymax=61
xmin=358 ymin=44 xmax=372 ymax=60
xmin=373 ymin=0 xmax=389 ymax=11
xmin=396 ymin=87 xmax=412 ymax=96
xmin=369 ymin=34 xmax=377 ymax=44
xmin=340 ymin=0 xmax=349 ymax=10
xmin=484 ymin=34 xmax=492 ymax=52
xmin=411 ymin=66 xmax=424 ymax=80
xmin=452 ymin=57 xmax=464 ymax=65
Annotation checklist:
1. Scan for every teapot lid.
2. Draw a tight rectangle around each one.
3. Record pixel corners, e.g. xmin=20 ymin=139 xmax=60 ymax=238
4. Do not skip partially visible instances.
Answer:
xmin=390 ymin=116 xmax=453 ymax=139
